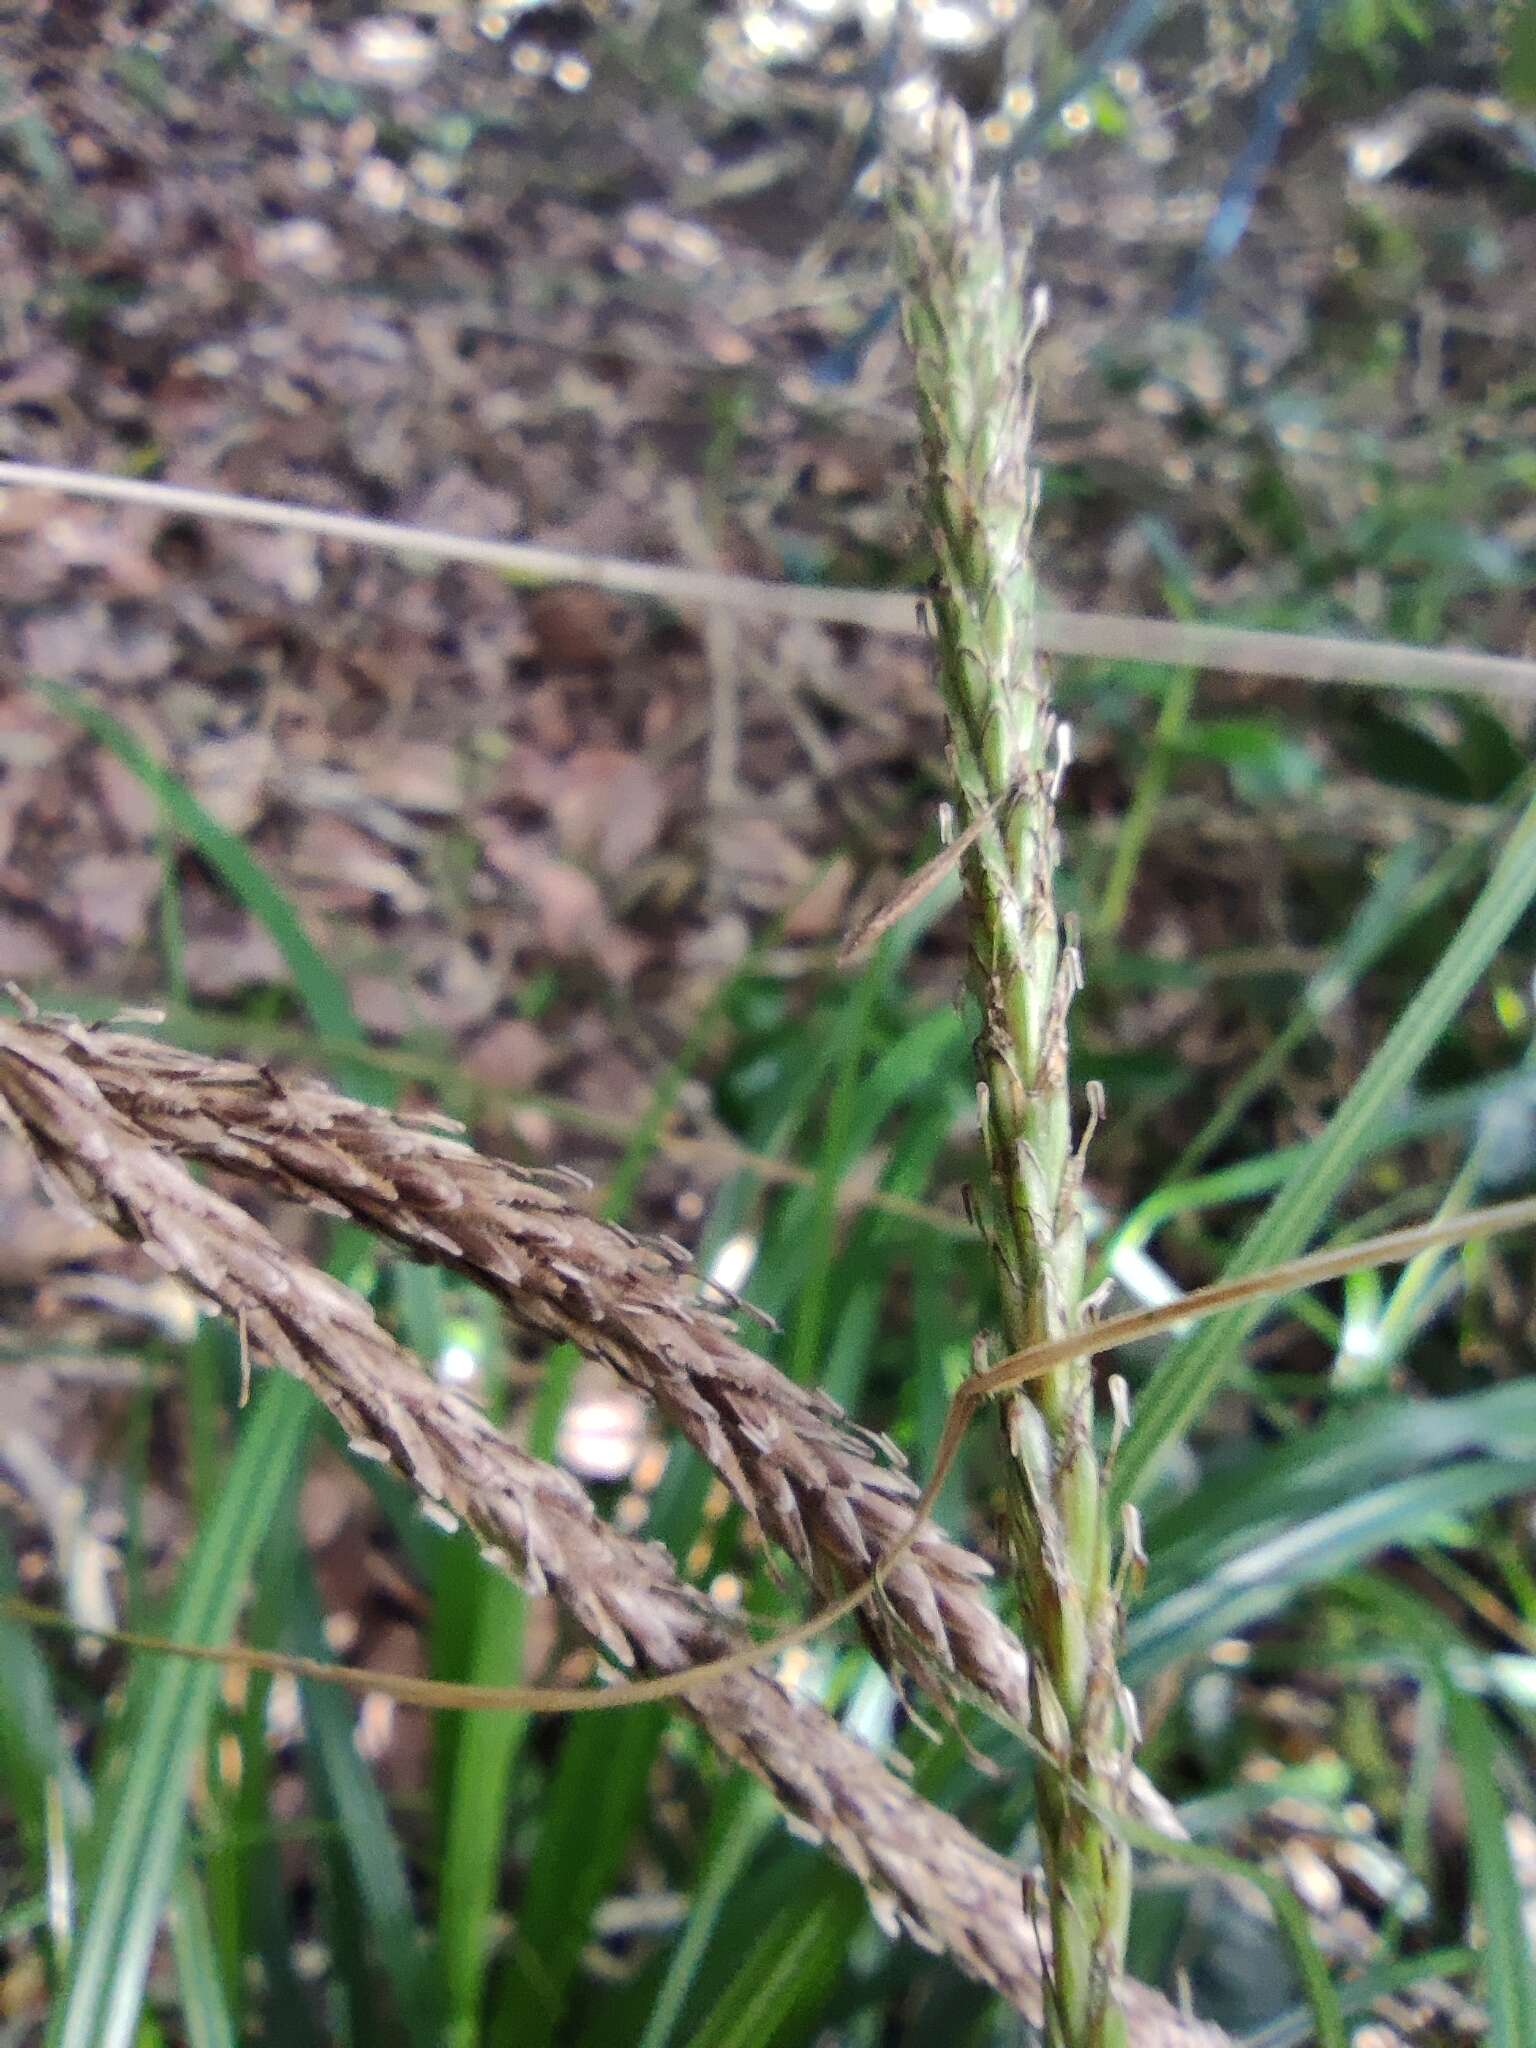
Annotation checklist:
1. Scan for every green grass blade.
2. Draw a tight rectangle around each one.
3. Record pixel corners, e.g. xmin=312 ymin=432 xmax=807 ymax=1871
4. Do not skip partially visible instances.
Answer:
xmin=1093 ymin=668 xmax=1196 ymax=944
xmin=1133 ymin=1385 xmax=1536 ymax=1681
xmin=1443 ymin=1682 xmax=1536 ymax=2048
xmin=436 ymin=1338 xmax=565 ymax=2048
xmin=1115 ymin=1813 xmax=1347 ymax=2048
xmin=0 ymin=1529 xmax=88 ymax=1867
xmin=1145 ymin=1381 xmax=1536 ymax=1564
xmin=1128 ymin=1459 xmax=1536 ymax=1681
xmin=677 ymin=1880 xmax=866 ymax=2048
xmin=28 ymin=680 xmax=371 ymax=1091
xmin=47 ymin=1376 xmax=313 ymax=2048
xmin=1150 ymin=770 xmax=1534 ymax=1202
xmin=289 ymin=1565 xmax=442 ymax=2041
xmin=1243 ymin=1947 xmax=1477 ymax=2048
xmin=636 ymin=1779 xmax=777 ymax=2048
xmin=168 ymin=1865 xmax=238 ymax=2048
xmin=786 ymin=957 xmax=882 ymax=1386
xmin=1115 ymin=789 xmax=1536 ymax=1505
xmin=1152 ymin=838 xmax=1431 ymax=1192
xmin=819 ymin=1097 xmax=957 ymax=1412
xmin=488 ymin=1706 xmax=666 ymax=2048
xmin=1102 ymin=1063 xmax=1536 ymax=1264
xmin=211 ymin=1527 xmax=325 ymax=2048
xmin=158 ymin=822 xmax=190 ymax=1011
xmin=437 ymin=1569 xmax=532 ymax=2048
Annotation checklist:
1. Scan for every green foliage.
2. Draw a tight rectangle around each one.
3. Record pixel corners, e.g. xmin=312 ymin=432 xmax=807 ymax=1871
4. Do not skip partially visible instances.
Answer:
xmin=1445 ymin=1686 xmax=1536 ymax=2048
xmin=1115 ymin=789 xmax=1536 ymax=1505
xmin=49 ymin=1376 xmax=312 ymax=2048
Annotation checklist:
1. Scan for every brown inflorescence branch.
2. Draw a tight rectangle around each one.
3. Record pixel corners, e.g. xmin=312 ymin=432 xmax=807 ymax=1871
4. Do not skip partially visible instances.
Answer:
xmin=0 ymin=1014 xmax=1228 ymax=2046
xmin=15 ymin=1013 xmax=1036 ymax=1733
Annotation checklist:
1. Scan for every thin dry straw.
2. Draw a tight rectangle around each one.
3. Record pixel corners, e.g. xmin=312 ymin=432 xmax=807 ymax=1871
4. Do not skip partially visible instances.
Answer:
xmin=0 ymin=1016 xmax=1230 ymax=2045
xmin=2 ymin=460 xmax=1532 ymax=700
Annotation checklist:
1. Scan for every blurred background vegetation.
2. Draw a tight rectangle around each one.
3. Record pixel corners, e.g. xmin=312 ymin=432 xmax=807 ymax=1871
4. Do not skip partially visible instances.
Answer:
xmin=2 ymin=0 xmax=1536 ymax=2043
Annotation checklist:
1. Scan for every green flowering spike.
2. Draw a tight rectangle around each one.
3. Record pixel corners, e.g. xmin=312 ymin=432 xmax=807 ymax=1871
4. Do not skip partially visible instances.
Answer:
xmin=890 ymin=104 xmax=1133 ymax=2048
